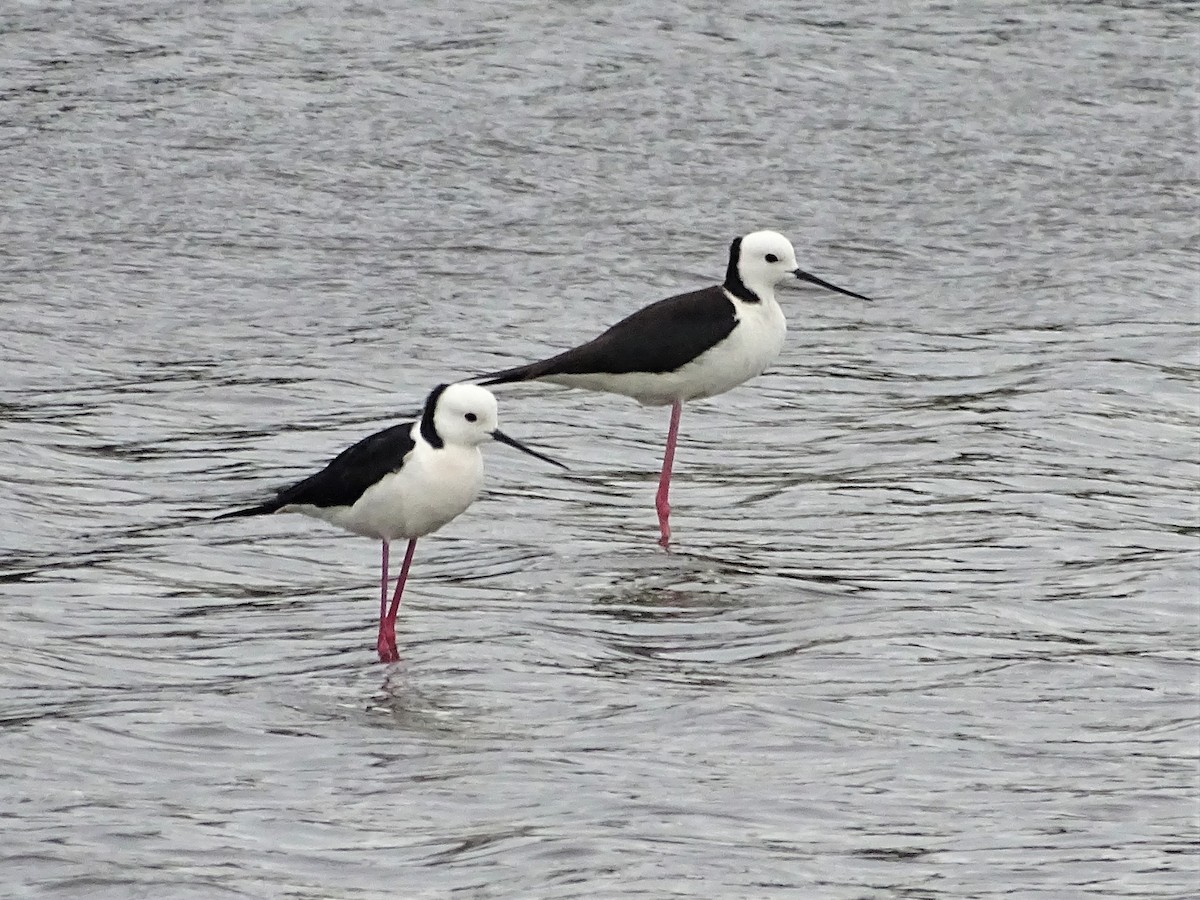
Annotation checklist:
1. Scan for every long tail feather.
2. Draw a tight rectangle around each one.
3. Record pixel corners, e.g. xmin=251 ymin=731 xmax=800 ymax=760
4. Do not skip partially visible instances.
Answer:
xmin=214 ymin=500 xmax=283 ymax=521
xmin=478 ymin=368 xmax=529 ymax=386
xmin=479 ymin=360 xmax=552 ymax=385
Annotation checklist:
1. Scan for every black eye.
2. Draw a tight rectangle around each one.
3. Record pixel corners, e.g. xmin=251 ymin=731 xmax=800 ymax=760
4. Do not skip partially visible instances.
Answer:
xmin=465 ymin=413 xmax=477 ymax=422
xmin=765 ymin=253 xmax=779 ymax=263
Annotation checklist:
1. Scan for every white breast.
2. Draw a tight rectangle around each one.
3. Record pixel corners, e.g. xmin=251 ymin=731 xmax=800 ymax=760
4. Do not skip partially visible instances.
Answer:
xmin=678 ymin=297 xmax=787 ymax=401
xmin=292 ymin=444 xmax=485 ymax=542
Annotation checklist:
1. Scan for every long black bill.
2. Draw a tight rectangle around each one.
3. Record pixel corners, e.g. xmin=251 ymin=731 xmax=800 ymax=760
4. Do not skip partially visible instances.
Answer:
xmin=793 ymin=268 xmax=872 ymax=302
xmin=492 ymin=430 xmax=569 ymax=470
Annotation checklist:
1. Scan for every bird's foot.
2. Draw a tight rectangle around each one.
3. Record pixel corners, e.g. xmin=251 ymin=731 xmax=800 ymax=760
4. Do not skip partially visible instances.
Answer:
xmin=656 ymin=514 xmax=672 ymax=550
xmin=376 ymin=632 xmax=400 ymax=663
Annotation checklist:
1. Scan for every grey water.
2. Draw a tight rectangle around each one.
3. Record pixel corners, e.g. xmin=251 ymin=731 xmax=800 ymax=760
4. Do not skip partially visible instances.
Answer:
xmin=2 ymin=1 xmax=1197 ymax=897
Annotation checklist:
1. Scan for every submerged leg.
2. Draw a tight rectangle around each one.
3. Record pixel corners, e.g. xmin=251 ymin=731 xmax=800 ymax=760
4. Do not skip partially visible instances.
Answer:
xmin=375 ymin=540 xmax=391 ymax=661
xmin=655 ymin=401 xmax=683 ymax=550
xmin=379 ymin=538 xmax=418 ymax=663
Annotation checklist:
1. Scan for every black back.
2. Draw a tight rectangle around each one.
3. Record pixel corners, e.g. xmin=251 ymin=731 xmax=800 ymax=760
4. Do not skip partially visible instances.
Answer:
xmin=482 ymin=285 xmax=737 ymax=384
xmin=216 ymin=422 xmax=419 ymax=519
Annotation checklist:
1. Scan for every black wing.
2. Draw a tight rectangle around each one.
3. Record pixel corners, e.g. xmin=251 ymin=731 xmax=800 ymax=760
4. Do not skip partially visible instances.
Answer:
xmin=481 ymin=285 xmax=736 ymax=383
xmin=216 ymin=421 xmax=417 ymax=519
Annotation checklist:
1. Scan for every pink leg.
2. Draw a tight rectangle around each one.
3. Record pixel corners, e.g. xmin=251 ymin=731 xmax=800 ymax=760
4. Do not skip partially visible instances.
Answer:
xmin=378 ymin=538 xmax=417 ymax=663
xmin=375 ymin=540 xmax=391 ymax=661
xmin=655 ymin=401 xmax=683 ymax=550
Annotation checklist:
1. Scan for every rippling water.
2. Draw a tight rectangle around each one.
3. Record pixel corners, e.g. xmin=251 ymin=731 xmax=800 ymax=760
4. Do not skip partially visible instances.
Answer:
xmin=2 ymin=1 xmax=1197 ymax=897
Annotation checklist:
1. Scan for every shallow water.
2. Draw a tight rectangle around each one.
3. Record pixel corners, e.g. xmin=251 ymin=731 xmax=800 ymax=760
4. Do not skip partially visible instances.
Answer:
xmin=2 ymin=1 xmax=1197 ymax=897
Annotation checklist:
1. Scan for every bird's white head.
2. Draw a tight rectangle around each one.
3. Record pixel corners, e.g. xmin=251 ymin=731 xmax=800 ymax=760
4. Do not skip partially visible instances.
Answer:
xmin=726 ymin=229 xmax=873 ymax=305
xmin=426 ymin=383 xmax=500 ymax=448
xmin=726 ymin=230 xmax=800 ymax=303
xmin=421 ymin=383 xmax=568 ymax=468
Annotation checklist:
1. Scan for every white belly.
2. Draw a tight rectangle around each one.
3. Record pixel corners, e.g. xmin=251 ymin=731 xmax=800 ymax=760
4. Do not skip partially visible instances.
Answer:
xmin=287 ymin=445 xmax=484 ymax=542
xmin=546 ymin=299 xmax=786 ymax=406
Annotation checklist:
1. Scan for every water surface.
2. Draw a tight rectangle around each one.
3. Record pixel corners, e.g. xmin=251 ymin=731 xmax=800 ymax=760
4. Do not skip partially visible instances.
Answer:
xmin=1 ymin=1 xmax=1197 ymax=897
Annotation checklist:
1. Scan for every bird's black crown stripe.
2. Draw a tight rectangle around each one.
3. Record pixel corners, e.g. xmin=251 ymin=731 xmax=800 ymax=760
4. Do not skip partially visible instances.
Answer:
xmin=419 ymin=383 xmax=449 ymax=449
xmin=723 ymin=236 xmax=759 ymax=303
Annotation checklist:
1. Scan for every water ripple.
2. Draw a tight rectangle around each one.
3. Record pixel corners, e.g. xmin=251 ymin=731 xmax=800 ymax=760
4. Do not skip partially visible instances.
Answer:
xmin=2 ymin=0 xmax=1197 ymax=897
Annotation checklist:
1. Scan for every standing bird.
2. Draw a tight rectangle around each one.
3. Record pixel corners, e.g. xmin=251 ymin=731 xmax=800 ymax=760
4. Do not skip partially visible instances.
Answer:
xmin=481 ymin=230 xmax=871 ymax=548
xmin=217 ymin=383 xmax=566 ymax=662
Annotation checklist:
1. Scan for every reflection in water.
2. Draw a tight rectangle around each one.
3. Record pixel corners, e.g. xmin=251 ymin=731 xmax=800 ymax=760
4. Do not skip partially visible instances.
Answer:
xmin=1 ymin=0 xmax=1197 ymax=897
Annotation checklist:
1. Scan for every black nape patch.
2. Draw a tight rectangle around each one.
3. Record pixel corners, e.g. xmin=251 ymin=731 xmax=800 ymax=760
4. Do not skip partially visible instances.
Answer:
xmin=723 ymin=236 xmax=760 ymax=303
xmin=419 ymin=383 xmax=449 ymax=448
